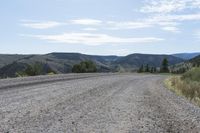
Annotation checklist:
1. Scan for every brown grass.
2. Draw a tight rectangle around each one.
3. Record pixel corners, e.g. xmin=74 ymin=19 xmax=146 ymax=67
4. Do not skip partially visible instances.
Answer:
xmin=165 ymin=76 xmax=200 ymax=106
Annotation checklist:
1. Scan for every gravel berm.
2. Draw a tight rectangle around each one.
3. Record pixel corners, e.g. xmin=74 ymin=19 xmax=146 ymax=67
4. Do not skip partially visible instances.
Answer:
xmin=0 ymin=73 xmax=200 ymax=132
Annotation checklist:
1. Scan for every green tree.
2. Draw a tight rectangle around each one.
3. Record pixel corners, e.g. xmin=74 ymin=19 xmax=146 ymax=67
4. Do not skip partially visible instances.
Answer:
xmin=72 ymin=64 xmax=81 ymax=73
xmin=137 ymin=65 xmax=144 ymax=73
xmin=80 ymin=62 xmax=87 ymax=73
xmin=150 ymin=67 xmax=154 ymax=73
xmin=16 ymin=62 xmax=55 ymax=77
xmin=24 ymin=63 xmax=43 ymax=76
xmin=154 ymin=67 xmax=157 ymax=73
xmin=72 ymin=61 xmax=97 ymax=73
xmin=160 ymin=58 xmax=169 ymax=73
xmin=85 ymin=61 xmax=97 ymax=72
xmin=145 ymin=64 xmax=149 ymax=72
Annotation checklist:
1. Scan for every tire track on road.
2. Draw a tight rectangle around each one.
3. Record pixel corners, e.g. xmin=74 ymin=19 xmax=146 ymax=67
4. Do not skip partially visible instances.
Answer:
xmin=0 ymin=73 xmax=114 ymax=91
xmin=0 ymin=74 xmax=200 ymax=132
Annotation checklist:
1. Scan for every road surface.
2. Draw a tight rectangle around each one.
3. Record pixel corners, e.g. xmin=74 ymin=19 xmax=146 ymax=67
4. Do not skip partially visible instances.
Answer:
xmin=0 ymin=73 xmax=200 ymax=133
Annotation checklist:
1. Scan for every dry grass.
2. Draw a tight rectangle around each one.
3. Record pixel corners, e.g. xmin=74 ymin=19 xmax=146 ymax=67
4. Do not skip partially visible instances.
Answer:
xmin=165 ymin=70 xmax=200 ymax=106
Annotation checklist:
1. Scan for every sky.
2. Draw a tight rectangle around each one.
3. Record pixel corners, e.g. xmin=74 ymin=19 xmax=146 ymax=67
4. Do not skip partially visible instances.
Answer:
xmin=1 ymin=0 xmax=200 ymax=56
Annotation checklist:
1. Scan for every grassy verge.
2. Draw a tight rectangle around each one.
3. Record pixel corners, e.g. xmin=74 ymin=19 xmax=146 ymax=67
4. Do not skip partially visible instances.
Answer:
xmin=165 ymin=68 xmax=200 ymax=106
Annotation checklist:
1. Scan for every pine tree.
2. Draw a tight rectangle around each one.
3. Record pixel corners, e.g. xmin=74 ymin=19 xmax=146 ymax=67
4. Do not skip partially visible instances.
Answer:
xmin=138 ymin=65 xmax=144 ymax=73
xmin=160 ymin=58 xmax=169 ymax=73
xmin=150 ymin=67 xmax=154 ymax=73
xmin=154 ymin=67 xmax=157 ymax=73
xmin=145 ymin=64 xmax=149 ymax=72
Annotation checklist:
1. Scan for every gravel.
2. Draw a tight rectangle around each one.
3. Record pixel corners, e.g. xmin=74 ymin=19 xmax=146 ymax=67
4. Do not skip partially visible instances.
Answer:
xmin=0 ymin=73 xmax=200 ymax=133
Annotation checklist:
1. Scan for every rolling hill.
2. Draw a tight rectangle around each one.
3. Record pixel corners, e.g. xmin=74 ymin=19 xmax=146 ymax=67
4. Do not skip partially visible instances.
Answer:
xmin=0 ymin=54 xmax=29 ymax=68
xmin=113 ymin=54 xmax=184 ymax=72
xmin=0 ymin=52 xmax=184 ymax=78
xmin=173 ymin=53 xmax=200 ymax=60
xmin=0 ymin=53 xmax=117 ymax=78
xmin=170 ymin=54 xmax=200 ymax=74
xmin=190 ymin=55 xmax=200 ymax=66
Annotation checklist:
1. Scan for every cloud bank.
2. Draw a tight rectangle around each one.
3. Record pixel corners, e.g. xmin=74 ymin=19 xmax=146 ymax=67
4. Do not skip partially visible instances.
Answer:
xmin=22 ymin=33 xmax=164 ymax=46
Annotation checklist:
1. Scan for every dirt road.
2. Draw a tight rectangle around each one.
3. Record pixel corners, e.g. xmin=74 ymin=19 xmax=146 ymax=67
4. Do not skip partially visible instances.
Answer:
xmin=0 ymin=74 xmax=200 ymax=132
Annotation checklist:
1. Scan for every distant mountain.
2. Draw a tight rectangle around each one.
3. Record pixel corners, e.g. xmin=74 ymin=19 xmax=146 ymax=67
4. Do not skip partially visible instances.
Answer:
xmin=0 ymin=53 xmax=117 ymax=78
xmin=113 ymin=54 xmax=184 ymax=72
xmin=0 ymin=54 xmax=28 ymax=68
xmin=173 ymin=53 xmax=200 ymax=60
xmin=44 ymin=53 xmax=117 ymax=72
xmin=0 ymin=52 xmax=184 ymax=78
xmin=170 ymin=54 xmax=200 ymax=74
xmin=189 ymin=55 xmax=200 ymax=66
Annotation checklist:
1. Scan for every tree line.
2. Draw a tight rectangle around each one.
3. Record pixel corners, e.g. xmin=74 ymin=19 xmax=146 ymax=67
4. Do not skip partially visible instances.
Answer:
xmin=137 ymin=64 xmax=157 ymax=73
xmin=15 ymin=58 xmax=171 ymax=77
xmin=137 ymin=58 xmax=169 ymax=73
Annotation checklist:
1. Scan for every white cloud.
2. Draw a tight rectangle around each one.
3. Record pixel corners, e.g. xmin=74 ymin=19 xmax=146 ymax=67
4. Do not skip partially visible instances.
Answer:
xmin=70 ymin=19 xmax=153 ymax=30
xmin=160 ymin=13 xmax=200 ymax=21
xmin=106 ymin=21 xmax=152 ymax=30
xmin=19 ymin=19 xmax=155 ymax=31
xmin=161 ymin=26 xmax=180 ymax=33
xmin=143 ymin=13 xmax=200 ymax=32
xmin=21 ymin=21 xmax=62 ymax=29
xmin=139 ymin=0 xmax=200 ymax=33
xmin=21 ymin=13 xmax=200 ymax=33
xmin=102 ymin=13 xmax=200 ymax=32
xmin=140 ymin=0 xmax=200 ymax=14
xmin=82 ymin=28 xmax=98 ymax=31
xmin=147 ymin=13 xmax=200 ymax=26
xmin=70 ymin=19 xmax=102 ymax=26
xmin=21 ymin=33 xmax=164 ymax=45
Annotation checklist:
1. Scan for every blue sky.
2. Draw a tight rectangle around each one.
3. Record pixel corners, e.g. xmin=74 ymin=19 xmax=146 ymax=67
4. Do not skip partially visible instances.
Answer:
xmin=1 ymin=0 xmax=200 ymax=56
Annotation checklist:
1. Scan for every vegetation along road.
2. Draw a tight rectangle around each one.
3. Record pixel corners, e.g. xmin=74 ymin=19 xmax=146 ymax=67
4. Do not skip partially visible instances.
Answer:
xmin=0 ymin=73 xmax=200 ymax=132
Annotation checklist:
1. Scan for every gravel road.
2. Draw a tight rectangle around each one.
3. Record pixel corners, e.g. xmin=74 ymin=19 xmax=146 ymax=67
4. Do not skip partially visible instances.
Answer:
xmin=0 ymin=73 xmax=200 ymax=133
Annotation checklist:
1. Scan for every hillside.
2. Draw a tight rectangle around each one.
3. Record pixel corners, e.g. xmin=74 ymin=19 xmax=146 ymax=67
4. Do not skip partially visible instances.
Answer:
xmin=170 ymin=55 xmax=200 ymax=74
xmin=190 ymin=55 xmax=200 ymax=66
xmin=0 ymin=53 xmax=116 ymax=78
xmin=0 ymin=53 xmax=184 ymax=78
xmin=114 ymin=54 xmax=184 ymax=72
xmin=173 ymin=53 xmax=200 ymax=60
xmin=0 ymin=54 xmax=29 ymax=68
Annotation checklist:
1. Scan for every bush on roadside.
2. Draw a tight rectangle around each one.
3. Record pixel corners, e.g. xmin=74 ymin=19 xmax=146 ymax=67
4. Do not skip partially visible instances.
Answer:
xmin=16 ymin=62 xmax=56 ymax=77
xmin=166 ymin=68 xmax=200 ymax=106
xmin=72 ymin=60 xmax=97 ymax=73
xmin=181 ymin=67 xmax=200 ymax=82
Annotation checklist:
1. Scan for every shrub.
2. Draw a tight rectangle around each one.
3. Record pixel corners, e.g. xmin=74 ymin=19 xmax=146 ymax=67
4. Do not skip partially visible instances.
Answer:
xmin=72 ymin=61 xmax=97 ymax=73
xmin=166 ymin=68 xmax=200 ymax=106
xmin=181 ymin=67 xmax=200 ymax=82
xmin=16 ymin=62 xmax=56 ymax=77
